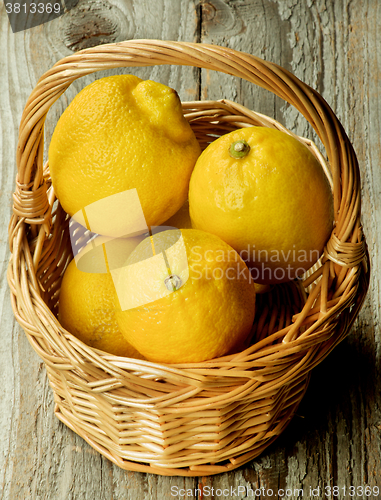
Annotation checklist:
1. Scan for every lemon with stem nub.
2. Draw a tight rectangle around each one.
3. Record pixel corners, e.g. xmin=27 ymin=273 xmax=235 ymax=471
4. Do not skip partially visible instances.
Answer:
xmin=189 ymin=127 xmax=334 ymax=284
xmin=114 ymin=229 xmax=256 ymax=364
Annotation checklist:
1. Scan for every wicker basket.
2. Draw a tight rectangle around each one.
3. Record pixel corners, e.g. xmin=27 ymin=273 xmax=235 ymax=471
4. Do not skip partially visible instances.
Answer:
xmin=8 ymin=40 xmax=369 ymax=476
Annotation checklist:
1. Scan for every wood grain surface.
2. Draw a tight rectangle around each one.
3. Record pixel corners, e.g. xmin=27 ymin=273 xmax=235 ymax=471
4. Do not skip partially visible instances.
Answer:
xmin=1 ymin=0 xmax=380 ymax=498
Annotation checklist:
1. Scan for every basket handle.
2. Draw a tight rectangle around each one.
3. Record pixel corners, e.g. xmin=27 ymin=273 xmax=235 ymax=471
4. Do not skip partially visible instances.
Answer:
xmin=13 ymin=39 xmax=362 ymax=256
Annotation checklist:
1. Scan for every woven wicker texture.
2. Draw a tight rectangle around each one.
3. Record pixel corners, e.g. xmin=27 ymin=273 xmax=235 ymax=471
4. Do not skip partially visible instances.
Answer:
xmin=8 ymin=40 xmax=369 ymax=476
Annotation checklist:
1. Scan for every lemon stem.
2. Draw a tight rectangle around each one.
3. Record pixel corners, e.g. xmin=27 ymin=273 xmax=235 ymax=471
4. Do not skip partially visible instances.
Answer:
xmin=229 ymin=140 xmax=250 ymax=158
xmin=164 ymin=274 xmax=182 ymax=291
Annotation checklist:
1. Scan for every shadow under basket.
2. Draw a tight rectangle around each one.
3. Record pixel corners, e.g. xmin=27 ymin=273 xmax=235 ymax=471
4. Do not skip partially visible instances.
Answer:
xmin=8 ymin=40 xmax=370 ymax=476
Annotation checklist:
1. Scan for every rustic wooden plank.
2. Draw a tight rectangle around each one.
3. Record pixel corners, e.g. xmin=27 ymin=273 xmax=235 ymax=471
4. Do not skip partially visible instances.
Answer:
xmin=198 ymin=0 xmax=293 ymax=122
xmin=1 ymin=0 xmax=380 ymax=498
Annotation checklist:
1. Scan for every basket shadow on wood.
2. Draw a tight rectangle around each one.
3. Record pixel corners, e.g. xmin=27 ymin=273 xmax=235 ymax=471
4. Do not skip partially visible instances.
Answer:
xmin=7 ymin=40 xmax=369 ymax=476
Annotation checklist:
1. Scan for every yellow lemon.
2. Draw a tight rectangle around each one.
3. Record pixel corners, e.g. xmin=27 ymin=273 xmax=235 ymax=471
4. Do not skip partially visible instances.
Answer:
xmin=189 ymin=127 xmax=334 ymax=284
xmin=59 ymin=256 xmax=143 ymax=359
xmin=49 ymin=75 xmax=201 ymax=233
xmin=114 ymin=229 xmax=256 ymax=364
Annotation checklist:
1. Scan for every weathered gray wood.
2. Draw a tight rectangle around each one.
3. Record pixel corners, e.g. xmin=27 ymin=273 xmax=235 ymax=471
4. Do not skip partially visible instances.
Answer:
xmin=1 ymin=0 xmax=380 ymax=498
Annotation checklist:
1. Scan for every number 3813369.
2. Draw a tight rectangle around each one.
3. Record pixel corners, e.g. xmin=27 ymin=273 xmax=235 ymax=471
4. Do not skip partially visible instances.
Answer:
xmin=5 ymin=3 xmax=61 ymax=14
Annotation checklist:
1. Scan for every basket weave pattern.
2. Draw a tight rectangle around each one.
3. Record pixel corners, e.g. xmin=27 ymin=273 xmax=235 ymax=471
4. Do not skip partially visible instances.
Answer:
xmin=8 ymin=40 xmax=369 ymax=476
